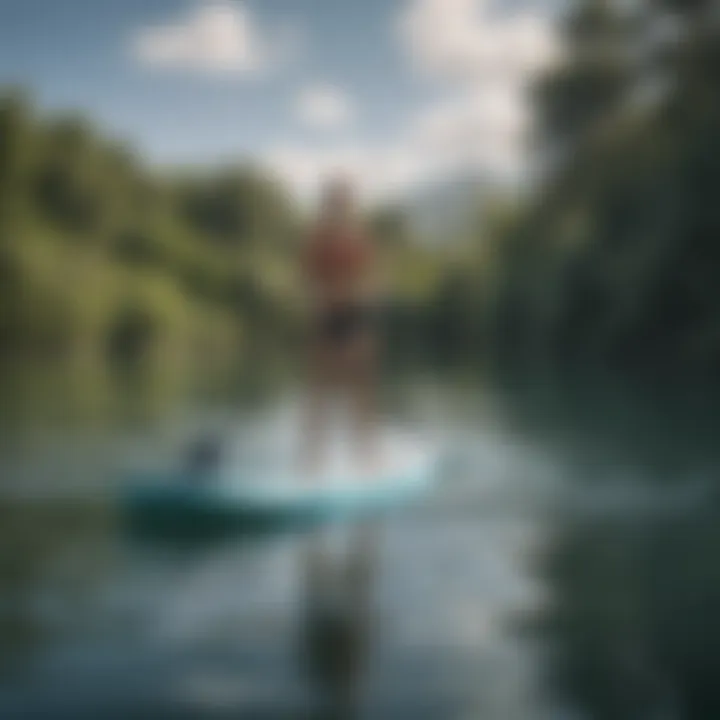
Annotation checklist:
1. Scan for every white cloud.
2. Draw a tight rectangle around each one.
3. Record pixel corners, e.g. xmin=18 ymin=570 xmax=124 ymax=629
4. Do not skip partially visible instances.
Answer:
xmin=132 ymin=2 xmax=275 ymax=75
xmin=263 ymin=142 xmax=431 ymax=204
xmin=295 ymin=85 xmax=355 ymax=129
xmin=264 ymin=1 xmax=560 ymax=203
xmin=263 ymin=144 xmax=380 ymax=202
xmin=264 ymin=83 xmax=528 ymax=204
xmin=388 ymin=0 xmax=560 ymax=192
xmin=408 ymin=84 xmax=528 ymax=177
xmin=399 ymin=0 xmax=560 ymax=85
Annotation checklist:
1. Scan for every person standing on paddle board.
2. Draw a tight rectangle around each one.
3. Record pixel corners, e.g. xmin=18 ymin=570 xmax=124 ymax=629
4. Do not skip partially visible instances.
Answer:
xmin=301 ymin=176 xmax=380 ymax=476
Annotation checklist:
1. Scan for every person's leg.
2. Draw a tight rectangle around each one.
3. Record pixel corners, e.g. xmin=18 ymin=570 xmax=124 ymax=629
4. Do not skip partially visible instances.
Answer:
xmin=346 ymin=331 xmax=379 ymax=475
xmin=302 ymin=335 xmax=350 ymax=479
xmin=301 ymin=342 xmax=331 ymax=478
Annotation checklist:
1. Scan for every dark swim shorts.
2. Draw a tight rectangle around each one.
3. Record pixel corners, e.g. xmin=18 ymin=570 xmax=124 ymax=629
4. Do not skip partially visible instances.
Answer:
xmin=317 ymin=304 xmax=377 ymax=345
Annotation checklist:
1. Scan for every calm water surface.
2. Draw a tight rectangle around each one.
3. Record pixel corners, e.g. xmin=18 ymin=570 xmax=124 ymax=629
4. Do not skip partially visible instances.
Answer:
xmin=0 ymin=366 xmax=718 ymax=719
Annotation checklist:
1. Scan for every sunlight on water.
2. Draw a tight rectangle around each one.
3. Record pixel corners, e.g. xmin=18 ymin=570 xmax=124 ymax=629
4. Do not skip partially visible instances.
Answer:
xmin=123 ymin=394 xmax=439 ymax=492
xmin=0 ymin=376 xmax=719 ymax=719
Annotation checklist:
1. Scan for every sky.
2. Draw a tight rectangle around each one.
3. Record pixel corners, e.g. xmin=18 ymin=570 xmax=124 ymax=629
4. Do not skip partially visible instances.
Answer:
xmin=0 ymin=0 xmax=560 ymax=201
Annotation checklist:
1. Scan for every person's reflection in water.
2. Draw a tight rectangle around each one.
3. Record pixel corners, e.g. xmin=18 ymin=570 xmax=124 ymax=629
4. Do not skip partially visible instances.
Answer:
xmin=298 ymin=525 xmax=378 ymax=720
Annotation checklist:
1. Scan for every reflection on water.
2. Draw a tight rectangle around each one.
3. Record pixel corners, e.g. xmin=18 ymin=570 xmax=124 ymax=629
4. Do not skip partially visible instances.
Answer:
xmin=0 ymin=500 xmax=113 ymax=680
xmin=0 ymin=364 xmax=719 ymax=718
xmin=533 ymin=497 xmax=720 ymax=720
xmin=299 ymin=527 xmax=377 ymax=719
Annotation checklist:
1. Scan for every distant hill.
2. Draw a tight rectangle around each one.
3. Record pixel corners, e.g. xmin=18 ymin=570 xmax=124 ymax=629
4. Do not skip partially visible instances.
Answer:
xmin=403 ymin=173 xmax=490 ymax=245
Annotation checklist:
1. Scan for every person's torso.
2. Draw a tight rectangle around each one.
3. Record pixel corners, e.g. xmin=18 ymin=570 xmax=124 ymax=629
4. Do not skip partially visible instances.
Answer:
xmin=306 ymin=226 xmax=374 ymax=306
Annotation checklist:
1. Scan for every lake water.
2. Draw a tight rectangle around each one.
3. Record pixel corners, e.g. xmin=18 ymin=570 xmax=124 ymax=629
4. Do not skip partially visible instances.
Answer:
xmin=0 ymin=365 xmax=718 ymax=719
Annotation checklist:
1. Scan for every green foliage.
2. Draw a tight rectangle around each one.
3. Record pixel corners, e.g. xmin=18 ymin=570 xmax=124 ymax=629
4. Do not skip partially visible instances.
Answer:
xmin=5 ymin=2 xmax=717 ymax=386
xmin=0 ymin=91 xmax=300 ymax=369
xmin=478 ymin=1 xmax=720 ymax=379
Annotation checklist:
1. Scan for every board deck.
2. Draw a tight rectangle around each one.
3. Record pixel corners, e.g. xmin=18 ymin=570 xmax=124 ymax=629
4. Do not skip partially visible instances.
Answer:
xmin=122 ymin=431 xmax=437 ymax=536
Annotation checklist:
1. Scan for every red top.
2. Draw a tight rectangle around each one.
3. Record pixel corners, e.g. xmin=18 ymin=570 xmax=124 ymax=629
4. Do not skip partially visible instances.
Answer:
xmin=304 ymin=227 xmax=373 ymax=286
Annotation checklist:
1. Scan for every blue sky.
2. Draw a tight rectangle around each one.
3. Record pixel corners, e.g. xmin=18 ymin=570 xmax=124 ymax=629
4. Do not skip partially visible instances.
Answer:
xmin=0 ymin=0 xmax=558 ymax=199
